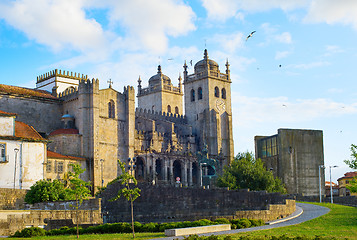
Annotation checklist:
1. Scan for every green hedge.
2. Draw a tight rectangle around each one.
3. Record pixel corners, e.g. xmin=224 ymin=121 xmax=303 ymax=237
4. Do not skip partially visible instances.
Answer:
xmin=11 ymin=217 xmax=265 ymax=237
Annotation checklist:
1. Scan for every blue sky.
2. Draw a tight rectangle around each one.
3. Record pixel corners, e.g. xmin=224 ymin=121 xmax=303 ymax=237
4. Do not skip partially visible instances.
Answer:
xmin=1 ymin=0 xmax=357 ymax=182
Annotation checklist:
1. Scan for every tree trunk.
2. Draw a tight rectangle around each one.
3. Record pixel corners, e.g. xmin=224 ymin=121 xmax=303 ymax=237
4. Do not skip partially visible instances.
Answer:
xmin=131 ymin=195 xmax=135 ymax=239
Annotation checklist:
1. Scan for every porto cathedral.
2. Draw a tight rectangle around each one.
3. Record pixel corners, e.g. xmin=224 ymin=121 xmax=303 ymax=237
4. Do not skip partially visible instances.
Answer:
xmin=0 ymin=49 xmax=234 ymax=191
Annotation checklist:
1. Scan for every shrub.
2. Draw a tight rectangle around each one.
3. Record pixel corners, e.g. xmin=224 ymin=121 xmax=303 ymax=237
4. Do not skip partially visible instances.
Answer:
xmin=214 ymin=218 xmax=230 ymax=224
xmin=237 ymin=218 xmax=252 ymax=229
xmin=142 ymin=222 xmax=159 ymax=232
xmin=12 ymin=227 xmax=46 ymax=238
xmin=249 ymin=219 xmax=265 ymax=227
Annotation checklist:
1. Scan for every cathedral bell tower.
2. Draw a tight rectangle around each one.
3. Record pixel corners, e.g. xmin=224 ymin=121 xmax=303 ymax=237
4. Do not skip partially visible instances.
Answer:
xmin=183 ymin=49 xmax=234 ymax=166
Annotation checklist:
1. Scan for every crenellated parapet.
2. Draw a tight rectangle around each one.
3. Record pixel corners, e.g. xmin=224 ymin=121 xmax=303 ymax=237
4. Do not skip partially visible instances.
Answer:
xmin=78 ymin=78 xmax=99 ymax=94
xmin=135 ymin=108 xmax=187 ymax=124
xmin=37 ymin=69 xmax=88 ymax=84
xmin=58 ymin=86 xmax=78 ymax=100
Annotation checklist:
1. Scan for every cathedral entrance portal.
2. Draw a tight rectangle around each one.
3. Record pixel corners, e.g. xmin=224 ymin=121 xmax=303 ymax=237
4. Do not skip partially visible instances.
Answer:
xmin=192 ymin=162 xmax=198 ymax=185
xmin=173 ymin=160 xmax=181 ymax=182
xmin=135 ymin=157 xmax=145 ymax=182
xmin=155 ymin=159 xmax=162 ymax=180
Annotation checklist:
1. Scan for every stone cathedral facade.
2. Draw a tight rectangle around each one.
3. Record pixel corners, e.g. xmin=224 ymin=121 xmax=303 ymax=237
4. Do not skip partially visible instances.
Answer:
xmin=0 ymin=49 xmax=234 ymax=191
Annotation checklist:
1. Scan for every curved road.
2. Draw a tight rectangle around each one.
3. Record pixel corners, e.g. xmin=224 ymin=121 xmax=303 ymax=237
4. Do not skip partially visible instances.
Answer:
xmin=150 ymin=203 xmax=330 ymax=240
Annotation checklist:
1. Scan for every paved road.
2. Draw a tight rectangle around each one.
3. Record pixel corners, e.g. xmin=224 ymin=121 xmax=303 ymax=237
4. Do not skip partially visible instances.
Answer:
xmin=150 ymin=202 xmax=330 ymax=240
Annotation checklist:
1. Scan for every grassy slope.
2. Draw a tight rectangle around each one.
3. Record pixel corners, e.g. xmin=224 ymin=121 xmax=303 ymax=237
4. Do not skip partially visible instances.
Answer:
xmin=229 ymin=203 xmax=357 ymax=239
xmin=10 ymin=202 xmax=357 ymax=240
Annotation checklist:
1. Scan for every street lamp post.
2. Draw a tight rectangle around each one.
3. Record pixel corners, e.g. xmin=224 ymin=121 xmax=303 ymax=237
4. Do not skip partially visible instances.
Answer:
xmin=13 ymin=148 xmax=19 ymax=189
xmin=329 ymin=165 xmax=338 ymax=204
xmin=319 ymin=165 xmax=325 ymax=203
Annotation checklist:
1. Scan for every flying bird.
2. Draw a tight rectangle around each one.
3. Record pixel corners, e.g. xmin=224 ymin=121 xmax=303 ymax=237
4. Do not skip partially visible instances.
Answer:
xmin=246 ymin=31 xmax=256 ymax=41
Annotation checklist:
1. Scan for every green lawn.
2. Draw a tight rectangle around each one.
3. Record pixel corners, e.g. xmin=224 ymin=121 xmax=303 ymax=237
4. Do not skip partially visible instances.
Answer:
xmin=227 ymin=202 xmax=357 ymax=240
xmin=10 ymin=202 xmax=357 ymax=240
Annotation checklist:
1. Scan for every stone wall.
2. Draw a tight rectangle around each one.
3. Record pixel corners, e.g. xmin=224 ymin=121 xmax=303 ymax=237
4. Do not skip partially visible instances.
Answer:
xmin=99 ymin=183 xmax=295 ymax=223
xmin=234 ymin=199 xmax=295 ymax=222
xmin=0 ymin=189 xmax=27 ymax=210
xmin=0 ymin=198 xmax=102 ymax=236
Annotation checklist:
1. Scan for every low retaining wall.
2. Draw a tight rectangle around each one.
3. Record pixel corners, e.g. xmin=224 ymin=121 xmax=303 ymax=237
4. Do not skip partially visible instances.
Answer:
xmin=100 ymin=183 xmax=295 ymax=223
xmin=234 ymin=199 xmax=295 ymax=222
xmin=0 ymin=198 xmax=102 ymax=236
xmin=165 ymin=224 xmax=231 ymax=237
xmin=0 ymin=188 xmax=28 ymax=210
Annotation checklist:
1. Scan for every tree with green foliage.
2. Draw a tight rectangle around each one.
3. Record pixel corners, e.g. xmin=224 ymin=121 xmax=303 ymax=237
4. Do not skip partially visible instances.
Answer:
xmin=66 ymin=163 xmax=91 ymax=239
xmin=109 ymin=160 xmax=141 ymax=239
xmin=344 ymin=144 xmax=357 ymax=193
xmin=217 ymin=152 xmax=286 ymax=193
xmin=24 ymin=179 xmax=68 ymax=204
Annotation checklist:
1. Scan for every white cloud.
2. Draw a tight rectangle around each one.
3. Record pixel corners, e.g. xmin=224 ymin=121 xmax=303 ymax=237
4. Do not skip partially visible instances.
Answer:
xmin=201 ymin=0 xmax=309 ymax=22
xmin=104 ymin=0 xmax=196 ymax=54
xmin=275 ymin=32 xmax=292 ymax=44
xmin=232 ymin=92 xmax=357 ymax=128
xmin=0 ymin=0 xmax=196 ymax=56
xmin=275 ymin=51 xmax=291 ymax=59
xmin=211 ymin=32 xmax=245 ymax=52
xmin=0 ymin=0 xmax=108 ymax=52
xmin=324 ymin=45 xmax=344 ymax=56
xmin=304 ymin=0 xmax=357 ymax=30
xmin=290 ymin=61 xmax=330 ymax=70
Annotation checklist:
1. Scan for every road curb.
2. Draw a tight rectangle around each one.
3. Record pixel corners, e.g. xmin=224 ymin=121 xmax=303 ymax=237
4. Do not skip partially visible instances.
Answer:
xmin=266 ymin=205 xmax=303 ymax=225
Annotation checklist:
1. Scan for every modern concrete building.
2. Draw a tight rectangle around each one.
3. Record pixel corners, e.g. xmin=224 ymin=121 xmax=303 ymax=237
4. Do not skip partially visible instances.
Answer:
xmin=255 ymin=128 xmax=324 ymax=196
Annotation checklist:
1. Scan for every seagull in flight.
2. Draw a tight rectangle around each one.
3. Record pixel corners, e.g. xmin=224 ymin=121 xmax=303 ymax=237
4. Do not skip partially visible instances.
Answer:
xmin=246 ymin=31 xmax=256 ymax=41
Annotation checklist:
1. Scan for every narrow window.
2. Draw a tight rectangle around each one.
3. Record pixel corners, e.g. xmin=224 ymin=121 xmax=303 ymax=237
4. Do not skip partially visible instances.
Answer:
xmin=191 ymin=89 xmax=195 ymax=102
xmin=167 ymin=105 xmax=171 ymax=113
xmin=108 ymin=100 xmax=115 ymax=118
xmin=214 ymin=87 xmax=219 ymax=97
xmin=198 ymin=87 xmax=203 ymax=100
xmin=221 ymin=88 xmax=226 ymax=99
xmin=0 ymin=144 xmax=5 ymax=162
xmin=175 ymin=106 xmax=179 ymax=114
xmin=46 ymin=160 xmax=52 ymax=172
xmin=57 ymin=162 xmax=64 ymax=173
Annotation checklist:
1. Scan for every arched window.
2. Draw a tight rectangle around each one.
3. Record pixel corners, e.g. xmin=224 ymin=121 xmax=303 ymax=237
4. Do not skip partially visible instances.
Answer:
xmin=214 ymin=87 xmax=219 ymax=97
xmin=167 ymin=105 xmax=171 ymax=113
xmin=198 ymin=87 xmax=203 ymax=100
xmin=175 ymin=106 xmax=179 ymax=114
xmin=221 ymin=88 xmax=226 ymax=99
xmin=108 ymin=100 xmax=115 ymax=118
xmin=191 ymin=89 xmax=195 ymax=102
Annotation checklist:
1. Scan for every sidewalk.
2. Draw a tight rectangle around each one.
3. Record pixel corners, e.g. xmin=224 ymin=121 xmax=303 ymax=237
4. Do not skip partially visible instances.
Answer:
xmin=149 ymin=202 xmax=330 ymax=240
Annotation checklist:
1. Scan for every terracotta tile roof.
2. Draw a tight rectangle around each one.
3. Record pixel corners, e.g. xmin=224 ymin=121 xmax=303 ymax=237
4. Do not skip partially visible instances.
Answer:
xmin=0 ymin=84 xmax=58 ymax=100
xmin=15 ymin=121 xmax=44 ymax=141
xmin=325 ymin=181 xmax=337 ymax=187
xmin=338 ymin=171 xmax=357 ymax=181
xmin=47 ymin=150 xmax=86 ymax=161
xmin=49 ymin=128 xmax=79 ymax=136
xmin=0 ymin=110 xmax=17 ymax=116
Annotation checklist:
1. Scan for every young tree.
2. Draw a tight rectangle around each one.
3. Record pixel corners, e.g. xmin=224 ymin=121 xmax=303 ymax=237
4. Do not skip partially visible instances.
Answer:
xmin=217 ymin=151 xmax=286 ymax=193
xmin=109 ymin=160 xmax=141 ymax=239
xmin=67 ymin=164 xmax=91 ymax=239
xmin=344 ymin=144 xmax=357 ymax=193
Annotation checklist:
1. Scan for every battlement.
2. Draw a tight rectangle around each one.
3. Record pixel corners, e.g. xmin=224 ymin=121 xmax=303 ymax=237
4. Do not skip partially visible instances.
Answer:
xmin=135 ymin=108 xmax=187 ymax=124
xmin=185 ymin=70 xmax=230 ymax=83
xmin=37 ymin=69 xmax=88 ymax=83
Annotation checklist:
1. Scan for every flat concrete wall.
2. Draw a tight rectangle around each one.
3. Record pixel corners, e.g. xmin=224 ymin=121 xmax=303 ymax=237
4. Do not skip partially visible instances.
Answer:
xmin=100 ymin=183 xmax=295 ymax=223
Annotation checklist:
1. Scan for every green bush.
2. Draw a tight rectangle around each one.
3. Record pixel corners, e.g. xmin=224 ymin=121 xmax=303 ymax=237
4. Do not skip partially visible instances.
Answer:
xmin=142 ymin=222 xmax=159 ymax=232
xmin=214 ymin=218 xmax=231 ymax=224
xmin=12 ymin=227 xmax=46 ymax=238
xmin=249 ymin=219 xmax=265 ymax=227
xmin=237 ymin=218 xmax=252 ymax=228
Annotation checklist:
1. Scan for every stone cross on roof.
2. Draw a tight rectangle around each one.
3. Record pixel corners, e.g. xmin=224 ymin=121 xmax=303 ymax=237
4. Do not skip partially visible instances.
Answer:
xmin=107 ymin=79 xmax=113 ymax=88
